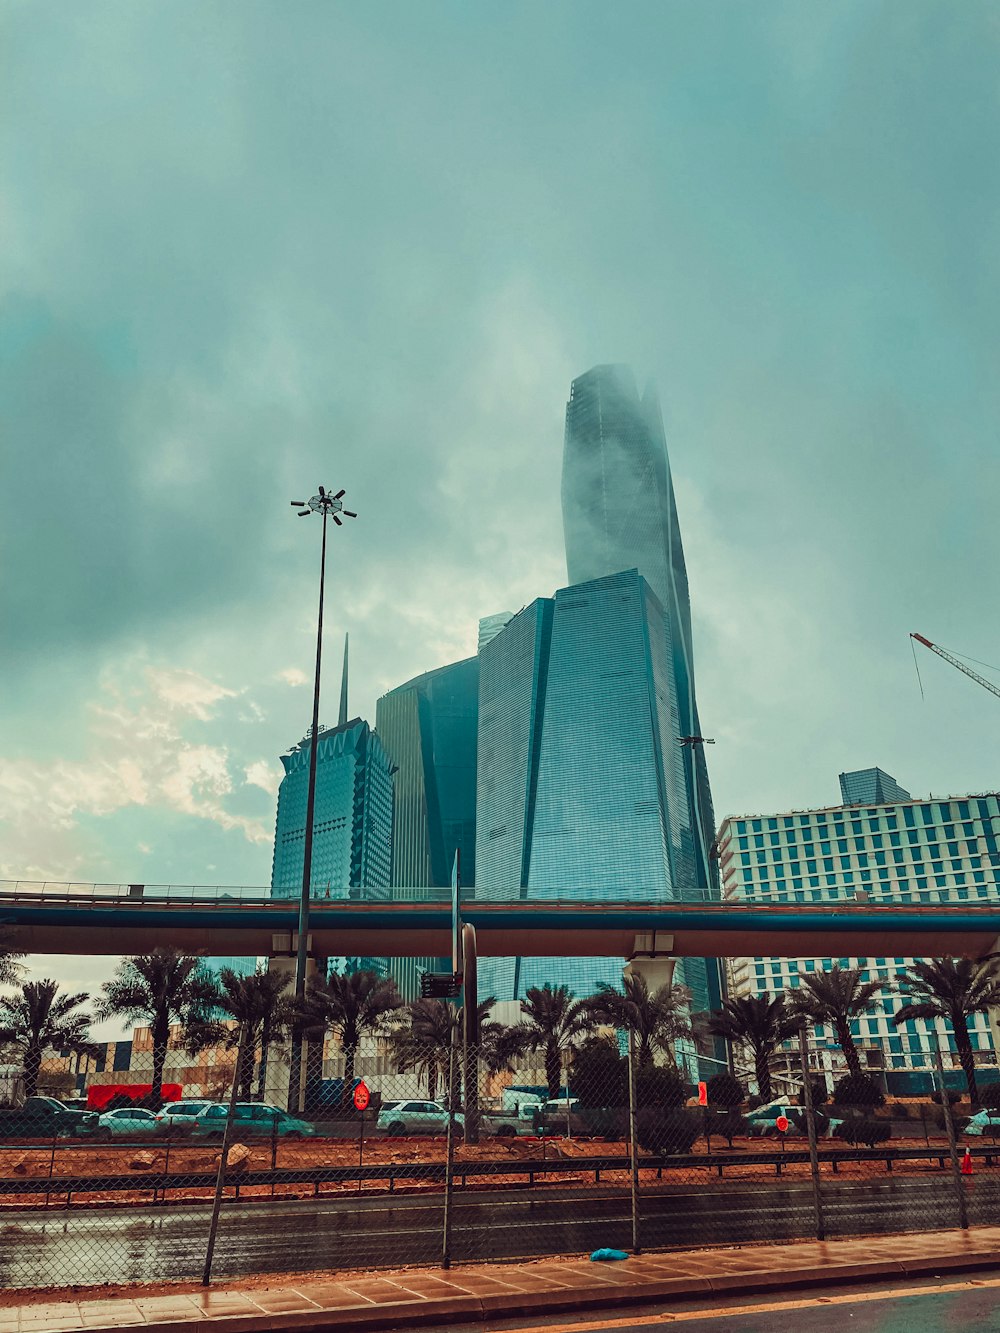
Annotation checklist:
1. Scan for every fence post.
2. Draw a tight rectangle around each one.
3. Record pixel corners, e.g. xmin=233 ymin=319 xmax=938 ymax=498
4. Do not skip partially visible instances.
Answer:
xmin=798 ymin=1026 xmax=826 ymax=1241
xmin=934 ymin=1035 xmax=968 ymax=1231
xmin=627 ymin=1028 xmax=641 ymax=1255
xmin=202 ymin=1024 xmax=248 ymax=1285
xmin=441 ymin=1024 xmax=458 ymax=1269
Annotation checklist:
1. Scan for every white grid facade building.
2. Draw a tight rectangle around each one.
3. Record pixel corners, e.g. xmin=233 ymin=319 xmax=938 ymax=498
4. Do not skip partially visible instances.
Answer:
xmin=717 ymin=788 xmax=1000 ymax=1082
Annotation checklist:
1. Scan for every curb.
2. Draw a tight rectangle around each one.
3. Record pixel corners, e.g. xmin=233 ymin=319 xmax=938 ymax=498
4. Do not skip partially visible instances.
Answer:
xmin=86 ymin=1249 xmax=1000 ymax=1333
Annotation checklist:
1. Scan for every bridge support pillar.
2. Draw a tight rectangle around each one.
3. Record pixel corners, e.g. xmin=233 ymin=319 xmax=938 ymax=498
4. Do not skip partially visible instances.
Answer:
xmin=624 ymin=933 xmax=676 ymax=993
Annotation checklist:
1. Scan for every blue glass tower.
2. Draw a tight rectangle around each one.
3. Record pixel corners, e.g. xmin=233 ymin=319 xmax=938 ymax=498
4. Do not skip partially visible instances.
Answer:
xmin=477 ymin=569 xmax=694 ymax=1000
xmin=376 ymin=656 xmax=479 ymax=998
xmin=839 ymin=768 xmax=911 ymax=807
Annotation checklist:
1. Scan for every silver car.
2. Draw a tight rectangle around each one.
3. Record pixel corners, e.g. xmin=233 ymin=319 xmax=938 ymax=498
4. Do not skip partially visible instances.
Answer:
xmin=96 ymin=1107 xmax=159 ymax=1138
xmin=376 ymin=1100 xmax=463 ymax=1135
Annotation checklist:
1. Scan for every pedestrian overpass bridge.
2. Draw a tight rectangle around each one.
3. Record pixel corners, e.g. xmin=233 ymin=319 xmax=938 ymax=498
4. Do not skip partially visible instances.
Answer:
xmin=2 ymin=881 xmax=999 ymax=961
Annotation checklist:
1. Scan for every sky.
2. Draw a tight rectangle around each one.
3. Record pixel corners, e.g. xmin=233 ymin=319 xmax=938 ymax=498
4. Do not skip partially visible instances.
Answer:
xmin=2 ymin=0 xmax=999 ymax=1033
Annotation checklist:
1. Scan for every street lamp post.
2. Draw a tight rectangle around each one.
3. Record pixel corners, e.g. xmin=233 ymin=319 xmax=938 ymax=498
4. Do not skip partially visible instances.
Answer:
xmin=287 ymin=486 xmax=356 ymax=1110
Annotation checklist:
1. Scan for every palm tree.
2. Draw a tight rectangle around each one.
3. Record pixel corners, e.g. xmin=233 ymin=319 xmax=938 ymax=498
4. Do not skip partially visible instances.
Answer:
xmin=298 ymin=969 xmax=403 ymax=1108
xmin=480 ymin=1019 xmax=532 ymax=1080
xmin=0 ymin=980 xmax=96 ymax=1098
xmin=585 ymin=974 xmax=692 ymax=1068
xmin=99 ymin=949 xmax=217 ymax=1108
xmin=786 ymin=964 xmax=882 ymax=1079
xmin=0 ymin=932 xmax=24 ymax=988
xmin=706 ymin=993 xmax=801 ymax=1102
xmin=391 ymin=997 xmax=494 ymax=1103
xmin=186 ymin=967 xmax=297 ymax=1100
xmin=893 ymin=957 xmax=1000 ymax=1107
xmin=521 ymin=984 xmax=592 ymax=1098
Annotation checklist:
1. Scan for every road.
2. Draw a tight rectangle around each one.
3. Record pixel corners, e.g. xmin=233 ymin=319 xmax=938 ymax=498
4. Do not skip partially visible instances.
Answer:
xmin=480 ymin=1275 xmax=1000 ymax=1330
xmin=3 ymin=1174 xmax=997 ymax=1289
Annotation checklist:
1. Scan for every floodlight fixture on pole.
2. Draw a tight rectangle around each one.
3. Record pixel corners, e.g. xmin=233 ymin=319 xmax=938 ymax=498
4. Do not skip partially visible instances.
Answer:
xmin=287 ymin=485 xmax=357 ymax=1111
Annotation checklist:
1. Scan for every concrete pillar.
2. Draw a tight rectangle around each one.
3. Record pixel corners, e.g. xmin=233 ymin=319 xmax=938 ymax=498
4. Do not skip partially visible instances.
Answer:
xmin=624 ymin=932 xmax=676 ymax=992
xmin=265 ymin=954 xmax=323 ymax=1109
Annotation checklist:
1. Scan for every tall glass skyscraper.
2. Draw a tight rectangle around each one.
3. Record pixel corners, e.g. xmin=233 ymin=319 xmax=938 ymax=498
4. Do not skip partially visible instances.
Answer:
xmin=559 ymin=365 xmax=723 ymax=1021
xmin=839 ymin=768 xmax=912 ymax=807
xmin=270 ymin=718 xmax=394 ymax=900
xmin=477 ymin=569 xmax=699 ymax=1003
xmin=375 ymin=657 xmax=479 ymax=998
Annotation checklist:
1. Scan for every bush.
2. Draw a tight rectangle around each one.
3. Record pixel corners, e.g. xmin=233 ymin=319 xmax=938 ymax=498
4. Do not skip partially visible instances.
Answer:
xmin=931 ymin=1088 xmax=962 ymax=1107
xmin=569 ymin=1039 xmax=627 ymax=1109
xmin=806 ymin=1078 xmax=829 ymax=1108
xmin=706 ymin=1073 xmax=746 ymax=1110
xmin=832 ymin=1073 xmax=885 ymax=1109
xmin=635 ymin=1107 xmax=700 ymax=1154
xmin=980 ymin=1084 xmax=1000 ymax=1111
xmin=835 ymin=1117 xmax=892 ymax=1148
xmin=706 ymin=1108 xmax=748 ymax=1147
xmin=636 ymin=1064 xmax=687 ymax=1109
xmin=889 ymin=1101 xmax=912 ymax=1120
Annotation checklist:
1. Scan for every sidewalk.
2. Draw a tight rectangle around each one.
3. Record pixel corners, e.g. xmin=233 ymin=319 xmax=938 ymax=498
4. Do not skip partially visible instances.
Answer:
xmin=4 ymin=1229 xmax=1000 ymax=1332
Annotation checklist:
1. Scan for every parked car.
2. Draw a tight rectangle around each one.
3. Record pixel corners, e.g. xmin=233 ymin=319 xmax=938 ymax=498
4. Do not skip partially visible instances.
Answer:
xmin=153 ymin=1100 xmax=216 ymax=1132
xmin=482 ymin=1103 xmax=539 ymax=1137
xmin=96 ymin=1107 xmax=159 ymax=1138
xmin=963 ymin=1110 xmax=1000 ymax=1137
xmin=535 ymin=1098 xmax=590 ymax=1137
xmin=746 ymin=1101 xmax=843 ymax=1140
xmin=0 ymin=1096 xmax=99 ymax=1140
xmin=187 ymin=1103 xmax=315 ymax=1140
xmin=376 ymin=1100 xmax=463 ymax=1135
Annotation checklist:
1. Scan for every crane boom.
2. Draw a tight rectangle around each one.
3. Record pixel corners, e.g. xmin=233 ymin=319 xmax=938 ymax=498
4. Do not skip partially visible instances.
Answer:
xmin=910 ymin=633 xmax=1000 ymax=702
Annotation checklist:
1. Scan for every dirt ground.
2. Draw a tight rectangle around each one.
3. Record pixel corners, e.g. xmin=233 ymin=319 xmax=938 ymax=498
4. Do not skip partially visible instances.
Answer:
xmin=0 ymin=1131 xmax=990 ymax=1211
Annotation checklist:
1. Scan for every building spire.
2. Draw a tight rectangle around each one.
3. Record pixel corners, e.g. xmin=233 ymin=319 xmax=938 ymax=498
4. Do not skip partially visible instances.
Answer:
xmin=339 ymin=632 xmax=349 ymax=726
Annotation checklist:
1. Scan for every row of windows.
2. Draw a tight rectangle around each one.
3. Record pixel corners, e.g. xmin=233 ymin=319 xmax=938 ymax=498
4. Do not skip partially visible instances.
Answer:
xmin=734 ymin=827 xmax=987 ymax=853
xmin=730 ymin=797 xmax=998 ymax=837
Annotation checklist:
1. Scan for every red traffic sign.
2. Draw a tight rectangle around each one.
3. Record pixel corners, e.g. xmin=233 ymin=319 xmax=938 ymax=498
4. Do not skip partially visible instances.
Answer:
xmin=775 ymin=1114 xmax=789 ymax=1133
xmin=697 ymin=1082 xmax=708 ymax=1106
xmin=353 ymin=1081 xmax=370 ymax=1112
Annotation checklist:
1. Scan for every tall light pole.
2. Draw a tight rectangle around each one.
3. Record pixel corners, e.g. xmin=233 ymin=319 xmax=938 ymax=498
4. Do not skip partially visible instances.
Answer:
xmin=287 ymin=486 xmax=356 ymax=1110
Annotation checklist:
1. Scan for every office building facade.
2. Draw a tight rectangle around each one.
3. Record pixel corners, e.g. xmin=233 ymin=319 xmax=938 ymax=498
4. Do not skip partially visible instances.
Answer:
xmin=375 ymin=657 xmax=479 ymax=998
xmin=718 ymin=780 xmax=1000 ymax=1089
xmin=839 ymin=767 xmax=912 ymax=807
xmin=477 ymin=569 xmax=710 ymax=1023
xmin=270 ymin=718 xmax=394 ymax=901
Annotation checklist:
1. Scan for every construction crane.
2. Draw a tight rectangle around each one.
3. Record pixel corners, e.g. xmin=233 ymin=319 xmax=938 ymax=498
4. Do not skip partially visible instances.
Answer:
xmin=910 ymin=633 xmax=1000 ymax=703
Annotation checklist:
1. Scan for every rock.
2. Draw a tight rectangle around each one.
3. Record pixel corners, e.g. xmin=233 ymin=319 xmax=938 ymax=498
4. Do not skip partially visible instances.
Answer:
xmin=129 ymin=1151 xmax=157 ymax=1171
xmin=10 ymin=1156 xmax=28 ymax=1175
xmin=215 ymin=1143 xmax=251 ymax=1171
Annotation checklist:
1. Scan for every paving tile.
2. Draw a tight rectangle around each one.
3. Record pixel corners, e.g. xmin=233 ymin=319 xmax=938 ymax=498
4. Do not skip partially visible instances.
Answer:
xmin=242 ymin=1294 xmax=321 ymax=1315
xmin=79 ymin=1313 xmax=146 ymax=1329
xmin=290 ymin=1286 xmax=372 ymax=1309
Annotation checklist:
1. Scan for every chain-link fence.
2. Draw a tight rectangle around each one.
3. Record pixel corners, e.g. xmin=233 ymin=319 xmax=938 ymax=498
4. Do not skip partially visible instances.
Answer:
xmin=4 ymin=1029 xmax=1000 ymax=1291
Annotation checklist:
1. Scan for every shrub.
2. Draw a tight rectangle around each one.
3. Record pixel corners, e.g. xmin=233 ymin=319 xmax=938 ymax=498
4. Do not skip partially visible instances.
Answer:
xmin=636 ymin=1064 xmax=687 ymax=1109
xmin=889 ymin=1101 xmax=912 ymax=1120
xmin=835 ymin=1117 xmax=892 ymax=1148
xmin=806 ymin=1078 xmax=829 ymax=1108
xmin=707 ymin=1108 xmax=748 ymax=1147
xmin=832 ymin=1073 xmax=885 ymax=1109
xmin=980 ymin=1084 xmax=1000 ymax=1111
xmin=569 ymin=1039 xmax=627 ymax=1109
xmin=930 ymin=1088 xmax=961 ymax=1107
xmin=636 ymin=1107 xmax=700 ymax=1154
xmin=706 ymin=1073 xmax=746 ymax=1110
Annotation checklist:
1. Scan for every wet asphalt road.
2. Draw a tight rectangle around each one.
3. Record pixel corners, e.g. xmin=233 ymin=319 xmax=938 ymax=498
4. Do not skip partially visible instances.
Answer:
xmin=2 ymin=1174 xmax=996 ymax=1290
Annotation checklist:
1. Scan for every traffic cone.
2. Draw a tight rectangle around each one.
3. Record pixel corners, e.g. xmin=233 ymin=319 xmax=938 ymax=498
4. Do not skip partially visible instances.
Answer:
xmin=962 ymin=1147 xmax=974 ymax=1176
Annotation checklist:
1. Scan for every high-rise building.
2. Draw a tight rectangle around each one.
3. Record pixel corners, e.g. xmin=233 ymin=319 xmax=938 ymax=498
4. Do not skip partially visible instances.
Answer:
xmin=562 ymin=365 xmax=717 ymax=893
xmin=839 ymin=768 xmax=912 ymax=807
xmin=718 ymin=783 xmax=1000 ymax=1092
xmin=478 ymin=612 xmax=514 ymax=652
xmin=271 ymin=640 xmax=393 ymax=975
xmin=375 ymin=657 xmax=479 ymax=998
xmin=477 ymin=570 xmax=708 ymax=1021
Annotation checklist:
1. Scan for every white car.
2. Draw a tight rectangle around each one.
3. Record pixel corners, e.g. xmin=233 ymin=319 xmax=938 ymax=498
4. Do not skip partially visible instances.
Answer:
xmin=153 ymin=1100 xmax=215 ymax=1131
xmin=963 ymin=1110 xmax=1000 ymax=1137
xmin=96 ymin=1106 xmax=159 ymax=1138
xmin=746 ymin=1101 xmax=843 ymax=1140
xmin=376 ymin=1100 xmax=464 ymax=1135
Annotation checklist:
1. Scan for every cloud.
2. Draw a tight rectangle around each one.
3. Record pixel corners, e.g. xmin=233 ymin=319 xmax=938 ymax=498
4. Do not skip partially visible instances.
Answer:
xmin=0 ymin=661 xmax=273 ymax=881
xmin=244 ymin=759 xmax=281 ymax=794
xmin=277 ymin=668 xmax=308 ymax=687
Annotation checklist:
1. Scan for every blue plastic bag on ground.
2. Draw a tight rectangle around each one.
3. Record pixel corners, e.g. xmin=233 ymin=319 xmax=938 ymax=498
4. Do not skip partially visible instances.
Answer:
xmin=590 ymin=1248 xmax=629 ymax=1261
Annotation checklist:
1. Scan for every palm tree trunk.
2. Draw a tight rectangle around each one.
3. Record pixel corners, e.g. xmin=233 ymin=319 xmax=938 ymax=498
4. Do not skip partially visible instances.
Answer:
xmin=151 ymin=1016 xmax=169 ymax=1110
xmin=953 ymin=1020 xmax=979 ymax=1107
xmin=23 ymin=1041 xmax=41 ymax=1099
xmin=342 ymin=1044 xmax=357 ymax=1112
xmin=754 ymin=1046 xmax=772 ymax=1103
xmin=258 ymin=1017 xmax=271 ymax=1101
xmin=836 ymin=1021 xmax=863 ymax=1078
xmin=545 ymin=1042 xmax=561 ymax=1099
xmin=238 ymin=1030 xmax=254 ymax=1099
xmin=427 ymin=1061 xmax=437 ymax=1102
